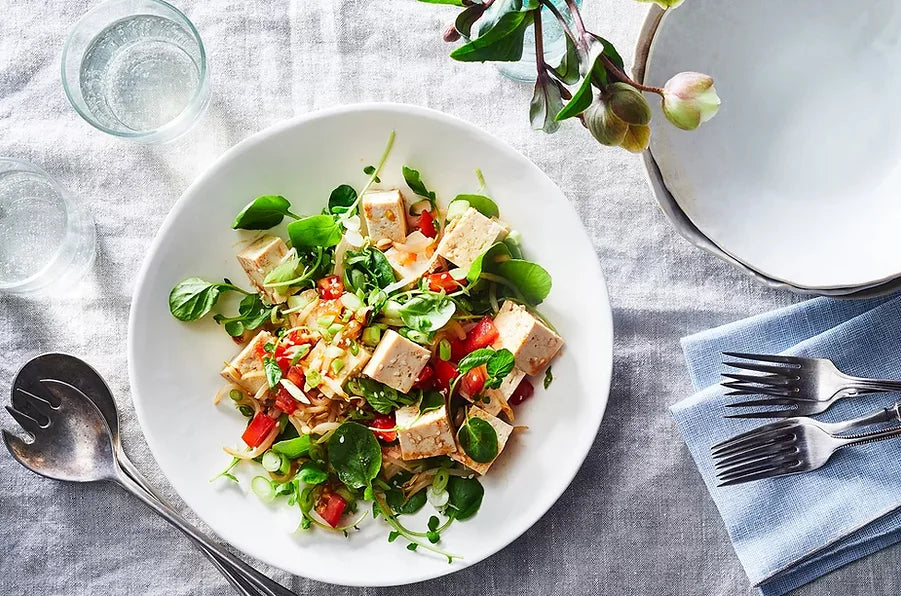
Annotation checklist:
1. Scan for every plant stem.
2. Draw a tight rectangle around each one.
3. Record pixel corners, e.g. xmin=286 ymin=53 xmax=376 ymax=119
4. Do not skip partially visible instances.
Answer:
xmin=533 ymin=7 xmax=546 ymax=73
xmin=600 ymin=54 xmax=664 ymax=95
xmin=563 ymin=0 xmax=589 ymax=51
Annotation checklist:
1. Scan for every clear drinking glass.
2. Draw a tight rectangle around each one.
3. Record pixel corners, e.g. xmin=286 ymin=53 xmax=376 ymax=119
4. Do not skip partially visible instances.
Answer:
xmin=0 ymin=159 xmax=96 ymax=295
xmin=496 ymin=0 xmax=580 ymax=82
xmin=61 ymin=0 xmax=210 ymax=144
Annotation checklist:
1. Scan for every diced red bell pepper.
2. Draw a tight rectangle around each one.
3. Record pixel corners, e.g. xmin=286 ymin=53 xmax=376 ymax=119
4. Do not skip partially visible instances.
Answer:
xmin=370 ymin=412 xmax=397 ymax=442
xmin=274 ymin=386 xmax=298 ymax=415
xmin=317 ymin=275 xmax=344 ymax=300
xmin=242 ymin=412 xmax=277 ymax=448
xmin=286 ymin=365 xmax=306 ymax=388
xmin=460 ymin=365 xmax=488 ymax=398
xmin=508 ymin=378 xmax=535 ymax=406
xmin=427 ymin=272 xmax=464 ymax=293
xmin=448 ymin=337 xmax=467 ymax=361
xmin=412 ymin=365 xmax=434 ymax=390
xmin=418 ymin=209 xmax=437 ymax=239
xmin=316 ymin=492 xmax=347 ymax=528
xmin=462 ymin=316 xmax=499 ymax=355
xmin=433 ymin=358 xmax=459 ymax=393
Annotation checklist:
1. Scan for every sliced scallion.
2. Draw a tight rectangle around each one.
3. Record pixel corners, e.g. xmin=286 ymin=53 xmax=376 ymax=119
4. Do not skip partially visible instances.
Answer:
xmin=438 ymin=339 xmax=451 ymax=361
xmin=251 ymin=476 xmax=276 ymax=503
xmin=261 ymin=450 xmax=283 ymax=473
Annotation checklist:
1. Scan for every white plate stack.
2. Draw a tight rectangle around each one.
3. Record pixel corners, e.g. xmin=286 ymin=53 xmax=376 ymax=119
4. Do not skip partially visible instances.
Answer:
xmin=636 ymin=0 xmax=901 ymax=297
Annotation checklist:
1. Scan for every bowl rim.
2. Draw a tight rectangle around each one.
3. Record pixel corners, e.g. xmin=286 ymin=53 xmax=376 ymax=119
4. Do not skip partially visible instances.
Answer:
xmin=127 ymin=102 xmax=614 ymax=585
xmin=632 ymin=6 xmax=901 ymax=297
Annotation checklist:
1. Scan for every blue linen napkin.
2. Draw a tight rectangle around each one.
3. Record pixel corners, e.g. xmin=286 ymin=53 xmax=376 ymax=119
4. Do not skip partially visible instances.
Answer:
xmin=672 ymin=294 xmax=901 ymax=595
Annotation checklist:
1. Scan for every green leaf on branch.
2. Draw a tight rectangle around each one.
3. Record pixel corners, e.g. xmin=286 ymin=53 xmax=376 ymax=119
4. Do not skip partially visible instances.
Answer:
xmin=287 ymin=215 xmax=342 ymax=248
xmin=455 ymin=4 xmax=487 ymax=38
xmin=555 ymin=71 xmax=594 ymax=121
xmin=530 ymin=75 xmax=564 ymax=134
xmin=550 ymin=34 xmax=580 ymax=85
xmin=495 ymin=259 xmax=552 ymax=305
xmin=232 ymin=195 xmax=298 ymax=230
xmin=328 ymin=185 xmax=358 ymax=215
xmin=450 ymin=10 xmax=534 ymax=63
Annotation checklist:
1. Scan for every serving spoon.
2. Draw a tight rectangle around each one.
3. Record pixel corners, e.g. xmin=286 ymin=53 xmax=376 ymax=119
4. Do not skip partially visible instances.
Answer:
xmin=3 ymin=356 xmax=295 ymax=596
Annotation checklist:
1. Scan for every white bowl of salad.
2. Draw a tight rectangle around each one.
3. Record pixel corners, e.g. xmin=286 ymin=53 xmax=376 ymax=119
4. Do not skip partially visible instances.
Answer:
xmin=129 ymin=103 xmax=612 ymax=586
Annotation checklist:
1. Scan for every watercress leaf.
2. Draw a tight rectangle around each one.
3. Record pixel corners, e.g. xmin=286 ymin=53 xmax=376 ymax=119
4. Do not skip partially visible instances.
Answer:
xmin=169 ymin=277 xmax=230 ymax=322
xmin=401 ymin=166 xmax=437 ymax=204
xmin=327 ymin=422 xmax=382 ymax=490
xmin=544 ymin=366 xmax=553 ymax=389
xmin=530 ymin=75 xmax=564 ymax=134
xmin=428 ymin=515 xmax=440 ymax=532
xmin=450 ymin=10 xmax=533 ymax=63
xmin=352 ymin=378 xmax=416 ymax=414
xmin=241 ymin=295 xmax=273 ymax=330
xmin=407 ymin=543 xmax=418 ymax=551
xmin=446 ymin=476 xmax=484 ymax=521
xmin=328 ymin=185 xmax=358 ymax=215
xmin=287 ymin=215 xmax=342 ymax=248
xmin=263 ymin=357 xmax=282 ymax=388
xmin=344 ymin=247 xmax=396 ymax=293
xmin=495 ymin=259 xmax=552 ymax=305
xmin=427 ymin=531 xmax=440 ymax=544
xmin=458 ymin=416 xmax=499 ymax=463
xmin=232 ymin=195 xmax=295 ymax=230
xmin=550 ymin=33 xmax=580 ymax=85
xmin=297 ymin=462 xmax=328 ymax=486
xmin=388 ymin=531 xmax=400 ymax=543
xmin=388 ymin=488 xmax=427 ymax=515
xmin=224 ymin=320 xmax=244 ymax=337
xmin=419 ymin=390 xmax=445 ymax=415
xmin=457 ymin=348 xmax=495 ymax=374
xmin=398 ymin=294 xmax=456 ymax=333
xmin=273 ymin=433 xmax=312 ymax=459
xmin=466 ymin=242 xmax=511 ymax=284
xmin=486 ymin=349 xmax=515 ymax=380
xmin=451 ymin=194 xmax=499 ymax=218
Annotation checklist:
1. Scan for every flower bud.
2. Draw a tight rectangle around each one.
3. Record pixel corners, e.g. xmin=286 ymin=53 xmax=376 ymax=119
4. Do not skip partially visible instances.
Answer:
xmin=443 ymin=23 xmax=461 ymax=43
xmin=583 ymin=100 xmax=627 ymax=147
xmin=620 ymin=124 xmax=651 ymax=153
xmin=661 ymin=72 xmax=720 ymax=130
xmin=606 ymin=83 xmax=651 ymax=126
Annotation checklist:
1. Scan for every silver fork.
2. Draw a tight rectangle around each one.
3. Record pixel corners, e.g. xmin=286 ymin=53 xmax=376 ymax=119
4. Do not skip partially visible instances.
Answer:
xmin=711 ymin=407 xmax=901 ymax=486
xmin=721 ymin=352 xmax=901 ymax=418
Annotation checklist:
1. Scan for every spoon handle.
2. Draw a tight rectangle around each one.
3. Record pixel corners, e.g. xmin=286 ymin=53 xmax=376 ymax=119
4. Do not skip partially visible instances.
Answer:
xmin=113 ymin=466 xmax=296 ymax=596
xmin=116 ymin=453 xmax=261 ymax=596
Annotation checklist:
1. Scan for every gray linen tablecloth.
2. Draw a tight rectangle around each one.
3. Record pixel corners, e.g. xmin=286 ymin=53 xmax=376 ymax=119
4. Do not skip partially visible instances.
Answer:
xmin=1 ymin=1 xmax=898 ymax=594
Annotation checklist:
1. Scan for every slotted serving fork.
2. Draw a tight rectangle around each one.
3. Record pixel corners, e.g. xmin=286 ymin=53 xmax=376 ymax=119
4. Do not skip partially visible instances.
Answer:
xmin=721 ymin=352 xmax=901 ymax=418
xmin=711 ymin=401 xmax=901 ymax=486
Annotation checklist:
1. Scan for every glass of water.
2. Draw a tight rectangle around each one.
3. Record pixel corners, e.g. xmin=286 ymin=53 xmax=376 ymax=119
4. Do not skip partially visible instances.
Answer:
xmin=0 ymin=159 xmax=96 ymax=295
xmin=61 ymin=0 xmax=210 ymax=144
xmin=496 ymin=0 xmax=580 ymax=83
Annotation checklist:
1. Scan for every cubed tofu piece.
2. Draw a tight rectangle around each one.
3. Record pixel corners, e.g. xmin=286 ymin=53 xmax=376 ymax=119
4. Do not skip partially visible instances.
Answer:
xmin=471 ymin=367 xmax=524 ymax=420
xmin=237 ymin=235 xmax=292 ymax=304
xmin=384 ymin=231 xmax=437 ymax=280
xmin=436 ymin=207 xmax=508 ymax=269
xmin=220 ymin=330 xmax=274 ymax=395
xmin=395 ymin=404 xmax=457 ymax=460
xmin=362 ymin=329 xmax=431 ymax=393
xmin=449 ymin=406 xmax=514 ymax=475
xmin=362 ymin=189 xmax=407 ymax=243
xmin=491 ymin=301 xmax=564 ymax=375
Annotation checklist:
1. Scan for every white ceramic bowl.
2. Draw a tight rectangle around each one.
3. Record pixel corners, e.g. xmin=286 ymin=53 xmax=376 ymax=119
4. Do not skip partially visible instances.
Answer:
xmin=638 ymin=0 xmax=901 ymax=292
xmin=128 ymin=104 xmax=612 ymax=586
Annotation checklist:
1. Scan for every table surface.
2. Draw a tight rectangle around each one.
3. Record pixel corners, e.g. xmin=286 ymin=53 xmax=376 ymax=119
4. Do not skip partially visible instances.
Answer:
xmin=1 ymin=1 xmax=897 ymax=595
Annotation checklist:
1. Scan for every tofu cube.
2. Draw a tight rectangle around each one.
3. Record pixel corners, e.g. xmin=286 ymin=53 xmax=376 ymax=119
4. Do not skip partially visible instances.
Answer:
xmin=436 ymin=207 xmax=508 ymax=269
xmin=237 ymin=235 xmax=292 ymax=304
xmin=220 ymin=330 xmax=274 ymax=395
xmin=362 ymin=189 xmax=408 ymax=243
xmin=395 ymin=404 xmax=457 ymax=460
xmin=491 ymin=301 xmax=564 ymax=375
xmin=449 ymin=406 xmax=514 ymax=475
xmin=362 ymin=329 xmax=431 ymax=393
xmin=472 ymin=367 xmax=525 ymax=421
xmin=384 ymin=231 xmax=437 ymax=280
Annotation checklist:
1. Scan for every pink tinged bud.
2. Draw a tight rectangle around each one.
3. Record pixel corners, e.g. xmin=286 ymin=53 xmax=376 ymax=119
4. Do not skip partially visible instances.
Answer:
xmin=443 ymin=24 xmax=461 ymax=43
xmin=661 ymin=72 xmax=721 ymax=130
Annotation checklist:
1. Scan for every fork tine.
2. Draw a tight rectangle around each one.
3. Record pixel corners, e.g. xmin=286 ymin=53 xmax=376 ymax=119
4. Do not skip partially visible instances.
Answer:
xmin=718 ymin=465 xmax=799 ymax=487
xmin=714 ymin=441 xmax=797 ymax=470
xmin=721 ymin=383 xmax=796 ymax=397
xmin=716 ymin=453 xmax=800 ymax=483
xmin=711 ymin=427 xmax=795 ymax=457
xmin=711 ymin=420 xmax=793 ymax=451
xmin=4 ymin=405 xmax=45 ymax=436
xmin=721 ymin=373 xmax=792 ymax=386
xmin=723 ymin=361 xmax=798 ymax=376
xmin=725 ymin=398 xmax=798 ymax=408
xmin=13 ymin=387 xmax=55 ymax=415
xmin=722 ymin=352 xmax=800 ymax=365
xmin=724 ymin=389 xmax=762 ymax=397
xmin=725 ymin=409 xmax=801 ymax=419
